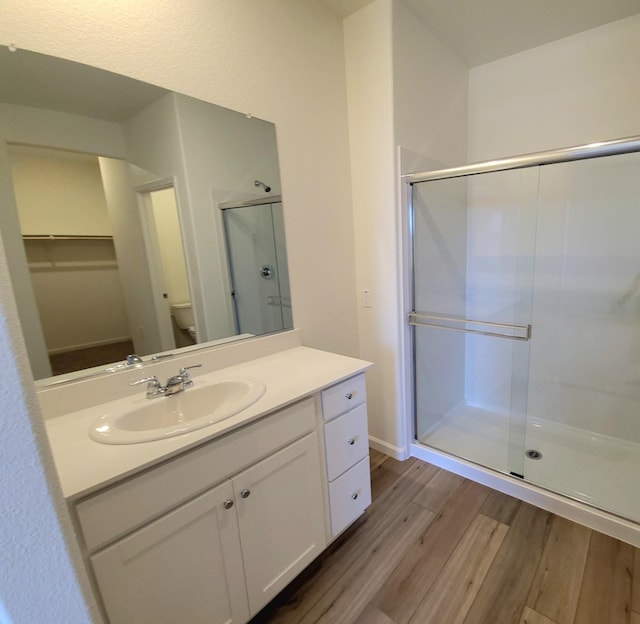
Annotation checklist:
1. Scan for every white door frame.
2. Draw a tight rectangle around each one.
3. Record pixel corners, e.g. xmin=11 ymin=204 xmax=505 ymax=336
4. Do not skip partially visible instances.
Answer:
xmin=135 ymin=179 xmax=179 ymax=352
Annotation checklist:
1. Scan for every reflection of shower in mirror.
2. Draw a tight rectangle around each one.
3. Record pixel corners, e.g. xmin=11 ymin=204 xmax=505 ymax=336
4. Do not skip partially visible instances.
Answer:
xmin=254 ymin=180 xmax=272 ymax=193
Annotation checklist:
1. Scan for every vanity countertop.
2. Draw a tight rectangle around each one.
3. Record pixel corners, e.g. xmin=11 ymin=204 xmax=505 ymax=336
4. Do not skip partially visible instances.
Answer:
xmin=45 ymin=346 xmax=371 ymax=500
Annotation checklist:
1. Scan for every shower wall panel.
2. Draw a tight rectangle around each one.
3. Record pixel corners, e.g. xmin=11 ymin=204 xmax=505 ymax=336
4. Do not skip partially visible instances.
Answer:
xmin=528 ymin=152 xmax=640 ymax=443
xmin=464 ymin=170 xmax=537 ymax=414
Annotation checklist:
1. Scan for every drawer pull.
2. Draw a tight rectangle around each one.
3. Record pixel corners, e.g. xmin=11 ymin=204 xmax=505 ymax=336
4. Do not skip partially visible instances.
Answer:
xmin=345 ymin=392 xmax=353 ymax=400
xmin=351 ymin=492 xmax=359 ymax=500
xmin=223 ymin=499 xmax=234 ymax=510
xmin=347 ymin=438 xmax=356 ymax=446
xmin=240 ymin=489 xmax=251 ymax=499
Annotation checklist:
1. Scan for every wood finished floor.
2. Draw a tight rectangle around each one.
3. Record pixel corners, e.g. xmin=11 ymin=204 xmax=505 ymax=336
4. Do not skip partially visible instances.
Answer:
xmin=251 ymin=449 xmax=640 ymax=624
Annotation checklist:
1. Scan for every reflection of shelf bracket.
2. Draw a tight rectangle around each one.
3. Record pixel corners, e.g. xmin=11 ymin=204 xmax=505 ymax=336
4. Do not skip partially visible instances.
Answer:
xmin=408 ymin=312 xmax=531 ymax=341
xmin=267 ymin=296 xmax=291 ymax=308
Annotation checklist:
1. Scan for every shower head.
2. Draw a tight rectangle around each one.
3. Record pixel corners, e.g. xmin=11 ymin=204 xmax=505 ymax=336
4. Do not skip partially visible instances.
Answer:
xmin=254 ymin=180 xmax=271 ymax=193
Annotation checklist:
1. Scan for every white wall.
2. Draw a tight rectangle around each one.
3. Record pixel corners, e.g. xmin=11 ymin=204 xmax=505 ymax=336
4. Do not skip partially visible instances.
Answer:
xmin=0 ymin=2 xmax=358 ymax=620
xmin=468 ymin=14 xmax=640 ymax=161
xmin=0 ymin=236 xmax=98 ymax=621
xmin=393 ymin=1 xmax=468 ymax=170
xmin=345 ymin=0 xmax=398 ymax=453
xmin=345 ymin=0 xmax=469 ymax=457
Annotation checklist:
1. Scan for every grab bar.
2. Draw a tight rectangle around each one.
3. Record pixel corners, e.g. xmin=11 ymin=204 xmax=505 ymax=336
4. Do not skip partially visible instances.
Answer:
xmin=409 ymin=312 xmax=531 ymax=341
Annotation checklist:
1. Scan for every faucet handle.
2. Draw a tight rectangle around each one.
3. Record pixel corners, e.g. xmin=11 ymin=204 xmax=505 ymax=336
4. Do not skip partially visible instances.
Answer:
xmin=178 ymin=365 xmax=202 ymax=375
xmin=130 ymin=375 xmax=160 ymax=388
xmin=178 ymin=365 xmax=202 ymax=388
xmin=130 ymin=376 xmax=163 ymax=398
xmin=125 ymin=354 xmax=143 ymax=366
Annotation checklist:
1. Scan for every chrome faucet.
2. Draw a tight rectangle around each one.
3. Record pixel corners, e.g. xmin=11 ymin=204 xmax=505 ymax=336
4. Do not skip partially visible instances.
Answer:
xmin=130 ymin=365 xmax=202 ymax=399
xmin=164 ymin=365 xmax=201 ymax=395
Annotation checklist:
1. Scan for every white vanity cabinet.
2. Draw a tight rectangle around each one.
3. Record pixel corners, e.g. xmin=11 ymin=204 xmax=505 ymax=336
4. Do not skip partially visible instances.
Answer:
xmin=74 ymin=398 xmax=326 ymax=624
xmin=68 ymin=368 xmax=372 ymax=624
xmin=230 ymin=432 xmax=325 ymax=615
xmin=89 ymin=432 xmax=324 ymax=623
xmin=321 ymin=374 xmax=372 ymax=536
xmin=91 ymin=480 xmax=249 ymax=624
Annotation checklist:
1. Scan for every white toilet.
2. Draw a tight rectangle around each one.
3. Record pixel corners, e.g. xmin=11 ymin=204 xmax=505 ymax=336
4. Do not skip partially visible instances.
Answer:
xmin=170 ymin=302 xmax=197 ymax=340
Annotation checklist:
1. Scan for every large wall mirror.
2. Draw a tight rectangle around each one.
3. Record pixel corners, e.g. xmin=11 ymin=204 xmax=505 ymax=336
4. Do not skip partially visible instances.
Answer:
xmin=0 ymin=48 xmax=292 ymax=384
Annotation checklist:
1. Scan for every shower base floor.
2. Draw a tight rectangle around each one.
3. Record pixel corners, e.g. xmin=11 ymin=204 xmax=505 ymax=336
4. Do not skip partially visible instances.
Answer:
xmin=419 ymin=403 xmax=640 ymax=524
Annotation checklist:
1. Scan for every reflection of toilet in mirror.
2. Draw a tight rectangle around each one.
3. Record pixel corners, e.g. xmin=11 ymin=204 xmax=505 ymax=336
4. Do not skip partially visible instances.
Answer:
xmin=170 ymin=302 xmax=197 ymax=345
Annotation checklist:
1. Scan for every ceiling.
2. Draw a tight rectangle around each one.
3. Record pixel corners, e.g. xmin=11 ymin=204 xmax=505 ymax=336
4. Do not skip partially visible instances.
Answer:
xmin=320 ymin=0 xmax=640 ymax=66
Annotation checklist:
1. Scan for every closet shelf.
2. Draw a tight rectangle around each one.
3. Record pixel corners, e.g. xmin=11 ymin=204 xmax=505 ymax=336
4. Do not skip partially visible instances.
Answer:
xmin=22 ymin=234 xmax=113 ymax=241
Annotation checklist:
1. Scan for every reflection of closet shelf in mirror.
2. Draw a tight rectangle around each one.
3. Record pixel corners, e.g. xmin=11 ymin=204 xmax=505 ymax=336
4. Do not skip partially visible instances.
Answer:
xmin=22 ymin=234 xmax=114 ymax=240
xmin=23 ymin=235 xmax=118 ymax=271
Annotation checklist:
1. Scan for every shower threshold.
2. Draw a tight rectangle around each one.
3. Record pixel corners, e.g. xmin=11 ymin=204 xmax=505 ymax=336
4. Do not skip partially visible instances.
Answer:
xmin=418 ymin=402 xmax=640 ymax=527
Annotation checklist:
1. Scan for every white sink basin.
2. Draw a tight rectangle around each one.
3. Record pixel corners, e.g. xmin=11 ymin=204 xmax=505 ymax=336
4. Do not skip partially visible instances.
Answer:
xmin=90 ymin=376 xmax=266 ymax=444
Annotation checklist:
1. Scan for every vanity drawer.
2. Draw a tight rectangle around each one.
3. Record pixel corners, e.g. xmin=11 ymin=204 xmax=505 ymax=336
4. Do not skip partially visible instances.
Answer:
xmin=76 ymin=397 xmax=315 ymax=552
xmin=328 ymin=456 xmax=371 ymax=537
xmin=321 ymin=374 xmax=366 ymax=422
xmin=324 ymin=403 xmax=368 ymax=481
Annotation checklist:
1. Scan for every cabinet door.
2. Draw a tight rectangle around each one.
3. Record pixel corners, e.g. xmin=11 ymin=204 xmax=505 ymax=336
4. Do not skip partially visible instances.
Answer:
xmin=233 ymin=432 xmax=326 ymax=615
xmin=91 ymin=481 xmax=249 ymax=624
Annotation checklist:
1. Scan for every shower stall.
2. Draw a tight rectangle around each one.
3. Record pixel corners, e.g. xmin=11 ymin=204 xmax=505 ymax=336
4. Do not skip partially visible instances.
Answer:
xmin=406 ymin=136 xmax=640 ymax=527
xmin=221 ymin=196 xmax=292 ymax=337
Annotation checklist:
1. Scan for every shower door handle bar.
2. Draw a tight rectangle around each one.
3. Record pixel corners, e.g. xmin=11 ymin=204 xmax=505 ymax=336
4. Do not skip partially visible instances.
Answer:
xmin=408 ymin=312 xmax=531 ymax=341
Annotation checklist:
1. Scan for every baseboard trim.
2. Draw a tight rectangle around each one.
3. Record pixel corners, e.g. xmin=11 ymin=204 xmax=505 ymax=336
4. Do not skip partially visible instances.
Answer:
xmin=369 ymin=436 xmax=408 ymax=461
xmin=47 ymin=336 xmax=132 ymax=355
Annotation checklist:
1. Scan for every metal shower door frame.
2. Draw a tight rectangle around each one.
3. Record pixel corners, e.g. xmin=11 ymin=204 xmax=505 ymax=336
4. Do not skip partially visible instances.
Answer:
xmin=403 ymin=133 xmax=640 ymax=476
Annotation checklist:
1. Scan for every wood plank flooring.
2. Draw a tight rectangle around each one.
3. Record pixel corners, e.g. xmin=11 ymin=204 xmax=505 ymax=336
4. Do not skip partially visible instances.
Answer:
xmin=251 ymin=450 xmax=640 ymax=624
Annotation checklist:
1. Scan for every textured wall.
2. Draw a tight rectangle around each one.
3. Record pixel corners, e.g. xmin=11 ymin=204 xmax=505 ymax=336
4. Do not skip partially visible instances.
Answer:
xmin=0 ymin=237 xmax=96 ymax=621
xmin=0 ymin=1 xmax=358 ymax=621
xmin=0 ymin=0 xmax=359 ymax=356
xmin=468 ymin=14 xmax=640 ymax=160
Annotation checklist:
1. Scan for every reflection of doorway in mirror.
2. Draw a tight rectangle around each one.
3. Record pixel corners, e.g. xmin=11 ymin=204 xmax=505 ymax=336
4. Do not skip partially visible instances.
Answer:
xmin=143 ymin=187 xmax=196 ymax=349
xmin=7 ymin=145 xmax=134 ymax=376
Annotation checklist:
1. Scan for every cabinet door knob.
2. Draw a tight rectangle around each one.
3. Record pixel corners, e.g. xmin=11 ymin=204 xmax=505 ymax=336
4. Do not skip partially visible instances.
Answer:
xmin=347 ymin=438 xmax=356 ymax=446
xmin=351 ymin=492 xmax=359 ymax=500
xmin=240 ymin=489 xmax=251 ymax=499
xmin=345 ymin=392 xmax=353 ymax=400
xmin=223 ymin=499 xmax=234 ymax=510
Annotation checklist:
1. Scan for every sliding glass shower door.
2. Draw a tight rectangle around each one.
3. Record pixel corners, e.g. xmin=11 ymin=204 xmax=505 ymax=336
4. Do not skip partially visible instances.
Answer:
xmin=410 ymin=140 xmax=640 ymax=524
xmin=222 ymin=200 xmax=292 ymax=336
xmin=525 ymin=151 xmax=640 ymax=521
xmin=411 ymin=167 xmax=538 ymax=478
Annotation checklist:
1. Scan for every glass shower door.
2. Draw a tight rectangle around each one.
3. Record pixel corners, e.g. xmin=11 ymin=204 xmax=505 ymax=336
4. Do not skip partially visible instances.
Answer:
xmin=525 ymin=151 xmax=640 ymax=523
xmin=411 ymin=167 xmax=538 ymax=477
xmin=222 ymin=201 xmax=292 ymax=336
